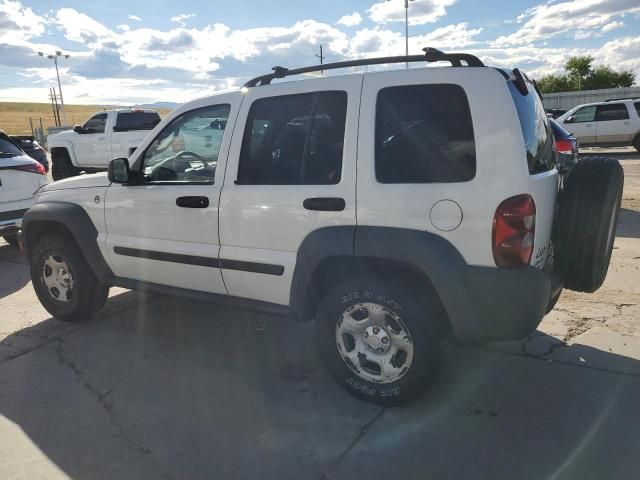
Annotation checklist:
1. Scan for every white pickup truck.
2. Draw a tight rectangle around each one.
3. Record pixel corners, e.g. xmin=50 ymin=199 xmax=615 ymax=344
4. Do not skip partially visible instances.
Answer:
xmin=47 ymin=109 xmax=161 ymax=180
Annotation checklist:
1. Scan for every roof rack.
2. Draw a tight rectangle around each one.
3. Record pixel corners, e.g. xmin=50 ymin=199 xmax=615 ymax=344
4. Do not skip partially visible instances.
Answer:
xmin=605 ymin=97 xmax=640 ymax=102
xmin=243 ymin=48 xmax=485 ymax=88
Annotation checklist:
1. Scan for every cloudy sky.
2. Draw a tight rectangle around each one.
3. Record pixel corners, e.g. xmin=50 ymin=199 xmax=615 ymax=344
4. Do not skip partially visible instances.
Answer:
xmin=1 ymin=0 xmax=639 ymax=105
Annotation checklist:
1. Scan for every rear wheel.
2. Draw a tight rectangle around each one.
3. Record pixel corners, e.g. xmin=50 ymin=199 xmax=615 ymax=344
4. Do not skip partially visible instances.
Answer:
xmin=51 ymin=150 xmax=78 ymax=181
xmin=633 ymin=134 xmax=640 ymax=153
xmin=29 ymin=234 xmax=106 ymax=321
xmin=2 ymin=234 xmax=18 ymax=247
xmin=315 ymin=275 xmax=445 ymax=405
xmin=554 ymin=156 xmax=624 ymax=292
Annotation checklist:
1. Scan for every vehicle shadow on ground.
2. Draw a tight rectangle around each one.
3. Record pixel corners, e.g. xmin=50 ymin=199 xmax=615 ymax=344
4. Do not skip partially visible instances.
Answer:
xmin=0 ymin=291 xmax=639 ymax=479
xmin=580 ymin=149 xmax=638 ymax=160
xmin=0 ymin=244 xmax=30 ymax=299
xmin=617 ymin=208 xmax=640 ymax=239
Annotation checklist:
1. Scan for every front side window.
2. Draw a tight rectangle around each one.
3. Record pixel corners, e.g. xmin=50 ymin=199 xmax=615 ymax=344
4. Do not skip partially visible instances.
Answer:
xmin=141 ymin=104 xmax=230 ymax=184
xmin=569 ymin=106 xmax=596 ymax=123
xmin=595 ymin=104 xmax=630 ymax=122
xmin=238 ymin=91 xmax=347 ymax=185
xmin=375 ymin=84 xmax=476 ymax=183
xmin=82 ymin=113 xmax=107 ymax=134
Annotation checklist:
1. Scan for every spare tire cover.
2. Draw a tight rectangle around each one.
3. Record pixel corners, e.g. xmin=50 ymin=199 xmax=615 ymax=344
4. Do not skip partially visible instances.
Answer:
xmin=554 ymin=156 xmax=624 ymax=293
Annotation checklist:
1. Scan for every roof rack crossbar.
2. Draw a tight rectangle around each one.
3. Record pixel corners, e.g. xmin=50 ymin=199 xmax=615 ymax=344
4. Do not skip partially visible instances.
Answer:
xmin=605 ymin=97 xmax=640 ymax=102
xmin=243 ymin=48 xmax=484 ymax=87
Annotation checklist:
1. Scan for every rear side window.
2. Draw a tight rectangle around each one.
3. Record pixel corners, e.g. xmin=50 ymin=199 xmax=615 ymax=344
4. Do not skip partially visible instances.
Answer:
xmin=115 ymin=112 xmax=161 ymax=131
xmin=595 ymin=104 xmax=629 ymax=121
xmin=238 ymin=91 xmax=347 ymax=185
xmin=635 ymin=102 xmax=640 ymax=117
xmin=375 ymin=84 xmax=476 ymax=183
xmin=508 ymin=82 xmax=555 ymax=174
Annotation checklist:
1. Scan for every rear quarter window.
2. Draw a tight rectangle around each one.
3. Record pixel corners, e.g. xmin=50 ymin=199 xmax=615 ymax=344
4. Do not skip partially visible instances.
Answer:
xmin=115 ymin=112 xmax=161 ymax=132
xmin=375 ymin=84 xmax=476 ymax=184
xmin=508 ymin=82 xmax=555 ymax=174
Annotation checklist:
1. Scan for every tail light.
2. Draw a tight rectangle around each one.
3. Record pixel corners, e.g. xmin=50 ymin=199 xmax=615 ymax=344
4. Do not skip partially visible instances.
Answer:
xmin=12 ymin=161 xmax=46 ymax=175
xmin=492 ymin=194 xmax=536 ymax=268
xmin=555 ymin=139 xmax=573 ymax=154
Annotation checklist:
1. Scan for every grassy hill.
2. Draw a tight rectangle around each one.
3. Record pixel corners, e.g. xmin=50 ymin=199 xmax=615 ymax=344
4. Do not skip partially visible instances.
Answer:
xmin=0 ymin=102 xmax=171 ymax=136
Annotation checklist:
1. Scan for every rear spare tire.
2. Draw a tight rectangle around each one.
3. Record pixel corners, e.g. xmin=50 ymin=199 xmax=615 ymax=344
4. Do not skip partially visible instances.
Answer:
xmin=554 ymin=156 xmax=623 ymax=292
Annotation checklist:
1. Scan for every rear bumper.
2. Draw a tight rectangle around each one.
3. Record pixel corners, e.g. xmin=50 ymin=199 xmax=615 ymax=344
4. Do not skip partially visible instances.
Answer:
xmin=458 ymin=265 xmax=560 ymax=343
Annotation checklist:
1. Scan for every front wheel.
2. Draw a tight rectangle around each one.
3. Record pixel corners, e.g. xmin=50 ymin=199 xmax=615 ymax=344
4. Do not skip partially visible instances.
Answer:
xmin=29 ymin=234 xmax=106 ymax=322
xmin=315 ymin=276 xmax=445 ymax=405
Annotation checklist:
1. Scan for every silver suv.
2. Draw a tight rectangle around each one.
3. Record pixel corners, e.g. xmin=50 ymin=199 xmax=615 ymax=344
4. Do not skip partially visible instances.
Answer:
xmin=558 ymin=99 xmax=640 ymax=151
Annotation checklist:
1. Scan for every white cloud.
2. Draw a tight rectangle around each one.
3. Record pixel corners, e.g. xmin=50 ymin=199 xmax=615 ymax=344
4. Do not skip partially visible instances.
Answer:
xmin=368 ymin=0 xmax=456 ymax=26
xmin=0 ymin=0 xmax=45 ymax=42
xmin=336 ymin=12 xmax=362 ymax=27
xmin=127 ymin=14 xmax=141 ymax=22
xmin=55 ymin=8 xmax=119 ymax=48
xmin=602 ymin=20 xmax=624 ymax=32
xmin=171 ymin=13 xmax=195 ymax=27
xmin=494 ymin=0 xmax=640 ymax=46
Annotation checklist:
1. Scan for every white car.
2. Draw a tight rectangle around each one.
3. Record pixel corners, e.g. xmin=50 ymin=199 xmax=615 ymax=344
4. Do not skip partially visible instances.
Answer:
xmin=47 ymin=108 xmax=161 ymax=180
xmin=0 ymin=131 xmax=48 ymax=246
xmin=557 ymin=99 xmax=640 ymax=151
xmin=22 ymin=49 xmax=624 ymax=404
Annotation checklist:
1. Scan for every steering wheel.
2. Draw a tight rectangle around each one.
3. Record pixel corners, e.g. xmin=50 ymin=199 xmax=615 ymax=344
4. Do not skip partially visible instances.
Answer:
xmin=174 ymin=151 xmax=203 ymax=161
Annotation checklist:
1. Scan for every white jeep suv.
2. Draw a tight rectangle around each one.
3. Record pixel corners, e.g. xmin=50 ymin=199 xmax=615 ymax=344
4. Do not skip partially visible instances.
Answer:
xmin=21 ymin=49 xmax=624 ymax=404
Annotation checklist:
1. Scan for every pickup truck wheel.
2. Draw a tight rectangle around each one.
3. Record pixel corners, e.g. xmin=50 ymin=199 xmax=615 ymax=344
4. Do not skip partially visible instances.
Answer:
xmin=554 ymin=156 xmax=624 ymax=292
xmin=29 ymin=234 xmax=105 ymax=322
xmin=2 ymin=234 xmax=18 ymax=247
xmin=315 ymin=276 xmax=444 ymax=405
xmin=51 ymin=150 xmax=78 ymax=181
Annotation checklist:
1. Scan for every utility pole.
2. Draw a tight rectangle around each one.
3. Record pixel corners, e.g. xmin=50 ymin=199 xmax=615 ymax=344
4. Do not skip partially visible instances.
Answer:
xmin=38 ymin=50 xmax=70 ymax=125
xmin=316 ymin=44 xmax=324 ymax=74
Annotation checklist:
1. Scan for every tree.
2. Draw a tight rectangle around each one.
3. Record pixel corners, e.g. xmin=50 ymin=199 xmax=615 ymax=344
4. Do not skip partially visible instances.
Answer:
xmin=536 ymin=56 xmax=636 ymax=93
xmin=565 ymin=55 xmax=594 ymax=90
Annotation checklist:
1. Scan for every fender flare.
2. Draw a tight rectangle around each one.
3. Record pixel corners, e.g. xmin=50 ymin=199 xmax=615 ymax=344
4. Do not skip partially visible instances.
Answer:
xmin=22 ymin=202 xmax=113 ymax=282
xmin=289 ymin=226 xmax=483 ymax=341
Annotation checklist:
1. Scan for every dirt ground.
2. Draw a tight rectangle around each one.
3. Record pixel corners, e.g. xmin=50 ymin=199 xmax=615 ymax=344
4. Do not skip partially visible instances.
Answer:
xmin=0 ymin=148 xmax=638 ymax=480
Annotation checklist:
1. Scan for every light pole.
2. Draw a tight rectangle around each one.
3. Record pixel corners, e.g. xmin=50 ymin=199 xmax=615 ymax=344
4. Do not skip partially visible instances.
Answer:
xmin=38 ymin=50 xmax=70 ymax=125
xmin=387 ymin=0 xmax=414 ymax=68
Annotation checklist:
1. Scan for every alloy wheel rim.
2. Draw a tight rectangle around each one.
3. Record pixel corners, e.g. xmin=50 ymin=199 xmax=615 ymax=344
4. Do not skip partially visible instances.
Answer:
xmin=42 ymin=254 xmax=74 ymax=303
xmin=335 ymin=302 xmax=414 ymax=384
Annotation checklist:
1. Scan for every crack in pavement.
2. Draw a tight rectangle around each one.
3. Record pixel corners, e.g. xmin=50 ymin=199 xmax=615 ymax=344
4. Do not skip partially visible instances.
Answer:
xmin=54 ymin=338 xmax=153 ymax=456
xmin=318 ymin=407 xmax=385 ymax=480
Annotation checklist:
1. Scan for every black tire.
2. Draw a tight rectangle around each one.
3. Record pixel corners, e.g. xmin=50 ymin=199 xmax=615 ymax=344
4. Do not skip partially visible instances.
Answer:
xmin=29 ymin=233 xmax=105 ymax=322
xmin=554 ymin=156 xmax=624 ymax=293
xmin=51 ymin=150 xmax=78 ymax=181
xmin=2 ymin=234 xmax=19 ymax=247
xmin=315 ymin=275 xmax=445 ymax=405
xmin=633 ymin=134 xmax=640 ymax=153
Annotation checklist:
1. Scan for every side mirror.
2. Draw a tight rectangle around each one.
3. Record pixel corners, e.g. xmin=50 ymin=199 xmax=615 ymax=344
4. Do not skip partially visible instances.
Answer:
xmin=73 ymin=125 xmax=84 ymax=134
xmin=108 ymin=158 xmax=130 ymax=184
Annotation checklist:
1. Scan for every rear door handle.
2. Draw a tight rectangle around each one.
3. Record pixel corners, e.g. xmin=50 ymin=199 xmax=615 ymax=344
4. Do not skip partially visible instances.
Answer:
xmin=303 ymin=197 xmax=345 ymax=211
xmin=176 ymin=196 xmax=209 ymax=208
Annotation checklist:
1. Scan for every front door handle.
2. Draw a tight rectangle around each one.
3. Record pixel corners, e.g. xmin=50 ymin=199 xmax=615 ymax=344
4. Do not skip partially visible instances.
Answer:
xmin=176 ymin=196 xmax=209 ymax=208
xmin=303 ymin=197 xmax=345 ymax=211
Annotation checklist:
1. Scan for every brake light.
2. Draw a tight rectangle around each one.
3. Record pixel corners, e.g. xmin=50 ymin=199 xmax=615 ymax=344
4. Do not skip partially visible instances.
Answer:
xmin=555 ymin=139 xmax=573 ymax=154
xmin=13 ymin=161 xmax=46 ymax=175
xmin=492 ymin=194 xmax=536 ymax=268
